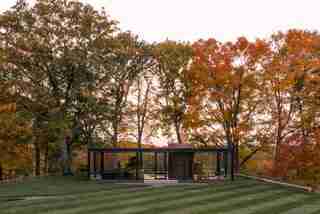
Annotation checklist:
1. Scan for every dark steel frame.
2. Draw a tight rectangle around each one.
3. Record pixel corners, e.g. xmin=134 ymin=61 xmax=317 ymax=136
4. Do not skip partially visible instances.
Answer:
xmin=88 ymin=147 xmax=235 ymax=181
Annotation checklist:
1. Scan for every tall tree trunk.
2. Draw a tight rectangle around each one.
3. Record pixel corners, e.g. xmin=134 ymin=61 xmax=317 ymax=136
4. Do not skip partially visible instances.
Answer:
xmin=43 ymin=141 xmax=49 ymax=175
xmin=112 ymin=120 xmax=119 ymax=146
xmin=272 ymin=98 xmax=282 ymax=175
xmin=112 ymin=132 xmax=118 ymax=146
xmin=239 ymin=147 xmax=260 ymax=167
xmin=174 ymin=122 xmax=183 ymax=144
xmin=137 ymin=132 xmax=143 ymax=178
xmin=137 ymin=132 xmax=143 ymax=155
xmin=63 ymin=135 xmax=73 ymax=176
xmin=234 ymin=142 xmax=240 ymax=172
xmin=35 ymin=142 xmax=41 ymax=176
xmin=111 ymin=126 xmax=119 ymax=169
xmin=298 ymin=100 xmax=309 ymax=144
xmin=273 ymin=129 xmax=282 ymax=176
xmin=32 ymin=117 xmax=41 ymax=176
xmin=227 ymin=137 xmax=235 ymax=180
xmin=0 ymin=163 xmax=3 ymax=181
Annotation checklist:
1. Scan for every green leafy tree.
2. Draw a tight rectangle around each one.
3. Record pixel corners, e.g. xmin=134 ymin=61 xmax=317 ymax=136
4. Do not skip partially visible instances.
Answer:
xmin=155 ymin=41 xmax=193 ymax=144
xmin=0 ymin=0 xmax=117 ymax=175
xmin=97 ymin=32 xmax=152 ymax=146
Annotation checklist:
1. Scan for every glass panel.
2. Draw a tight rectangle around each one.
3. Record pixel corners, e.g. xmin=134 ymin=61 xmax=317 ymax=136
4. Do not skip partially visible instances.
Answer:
xmin=193 ymin=152 xmax=216 ymax=180
xmin=142 ymin=152 xmax=168 ymax=180
xmin=102 ymin=152 xmax=138 ymax=180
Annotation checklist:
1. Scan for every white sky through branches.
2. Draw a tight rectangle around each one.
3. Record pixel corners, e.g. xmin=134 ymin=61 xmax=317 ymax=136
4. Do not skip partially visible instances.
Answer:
xmin=1 ymin=0 xmax=320 ymax=42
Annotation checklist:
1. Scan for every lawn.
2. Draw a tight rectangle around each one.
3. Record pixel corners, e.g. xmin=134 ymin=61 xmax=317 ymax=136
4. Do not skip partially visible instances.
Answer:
xmin=0 ymin=176 xmax=319 ymax=214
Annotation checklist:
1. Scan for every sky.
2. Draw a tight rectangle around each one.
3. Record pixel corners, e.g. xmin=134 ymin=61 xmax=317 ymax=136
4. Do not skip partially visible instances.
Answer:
xmin=1 ymin=0 xmax=320 ymax=43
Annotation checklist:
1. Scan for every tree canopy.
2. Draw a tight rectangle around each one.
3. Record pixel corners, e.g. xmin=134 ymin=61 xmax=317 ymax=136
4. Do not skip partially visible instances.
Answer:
xmin=0 ymin=0 xmax=319 ymax=186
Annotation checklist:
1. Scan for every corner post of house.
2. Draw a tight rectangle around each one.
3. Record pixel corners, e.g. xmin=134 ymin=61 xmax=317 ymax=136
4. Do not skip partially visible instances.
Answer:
xmin=154 ymin=151 xmax=158 ymax=179
xmin=135 ymin=151 xmax=139 ymax=180
xmin=93 ymin=151 xmax=97 ymax=178
xmin=166 ymin=151 xmax=170 ymax=180
xmin=164 ymin=151 xmax=168 ymax=180
xmin=100 ymin=151 xmax=104 ymax=178
xmin=224 ymin=150 xmax=228 ymax=177
xmin=141 ymin=149 xmax=144 ymax=180
xmin=216 ymin=151 xmax=221 ymax=176
xmin=230 ymin=144 xmax=235 ymax=181
xmin=87 ymin=149 xmax=91 ymax=179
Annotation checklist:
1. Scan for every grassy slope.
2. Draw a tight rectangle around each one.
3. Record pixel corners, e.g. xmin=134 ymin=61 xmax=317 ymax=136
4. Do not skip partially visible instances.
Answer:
xmin=0 ymin=176 xmax=319 ymax=214
xmin=0 ymin=176 xmax=140 ymax=198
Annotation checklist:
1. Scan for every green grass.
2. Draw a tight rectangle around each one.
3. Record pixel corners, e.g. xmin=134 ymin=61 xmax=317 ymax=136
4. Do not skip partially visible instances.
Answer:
xmin=0 ymin=176 xmax=142 ymax=198
xmin=0 ymin=176 xmax=319 ymax=214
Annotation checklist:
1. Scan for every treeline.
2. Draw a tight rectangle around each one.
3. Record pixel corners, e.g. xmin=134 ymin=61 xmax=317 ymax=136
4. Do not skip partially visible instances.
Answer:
xmin=0 ymin=0 xmax=319 ymax=185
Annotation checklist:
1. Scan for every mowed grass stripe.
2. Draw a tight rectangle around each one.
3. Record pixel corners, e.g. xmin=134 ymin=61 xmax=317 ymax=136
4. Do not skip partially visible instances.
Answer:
xmin=309 ymin=208 xmax=320 ymax=214
xmin=0 ymin=184 xmax=148 ymax=208
xmin=125 ymin=184 xmax=283 ymax=214
xmin=240 ymin=192 xmax=312 ymax=214
xmin=0 ymin=184 xmax=154 ymax=210
xmin=1 ymin=180 xmax=248 ymax=209
xmin=37 ymin=181 xmax=252 ymax=214
xmin=165 ymin=189 xmax=292 ymax=214
xmin=254 ymin=194 xmax=320 ymax=214
xmin=87 ymin=182 xmax=262 ymax=214
xmin=4 ymin=183 xmax=231 ymax=214
xmin=44 ymin=186 xmax=210 ymax=214
xmin=3 ymin=178 xmax=318 ymax=214
xmin=2 ymin=185 xmax=200 ymax=214
xmin=0 ymin=180 xmax=130 ymax=197
xmin=193 ymin=189 xmax=304 ymax=214
xmin=210 ymin=190 xmax=303 ymax=214
xmin=0 ymin=185 xmax=152 ymax=208
xmin=279 ymin=199 xmax=320 ymax=214
xmin=37 ymin=182 xmax=253 ymax=214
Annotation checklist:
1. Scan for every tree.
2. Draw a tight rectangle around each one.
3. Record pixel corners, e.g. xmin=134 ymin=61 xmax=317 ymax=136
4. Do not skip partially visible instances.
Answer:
xmin=155 ymin=41 xmax=193 ymax=144
xmin=189 ymin=37 xmax=270 ymax=171
xmin=97 ymin=32 xmax=152 ymax=146
xmin=128 ymin=69 xmax=158 ymax=147
xmin=126 ymin=64 xmax=160 ymax=171
xmin=0 ymin=0 xmax=117 ymax=175
xmin=262 ymin=30 xmax=320 ymax=176
xmin=0 ymin=64 xmax=32 ymax=180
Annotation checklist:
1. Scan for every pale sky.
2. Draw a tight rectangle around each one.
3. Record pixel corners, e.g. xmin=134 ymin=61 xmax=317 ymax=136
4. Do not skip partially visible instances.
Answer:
xmin=1 ymin=0 xmax=320 ymax=42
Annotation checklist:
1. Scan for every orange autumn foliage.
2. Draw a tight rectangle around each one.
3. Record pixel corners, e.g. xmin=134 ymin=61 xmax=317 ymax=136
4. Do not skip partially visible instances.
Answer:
xmin=273 ymin=130 xmax=320 ymax=185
